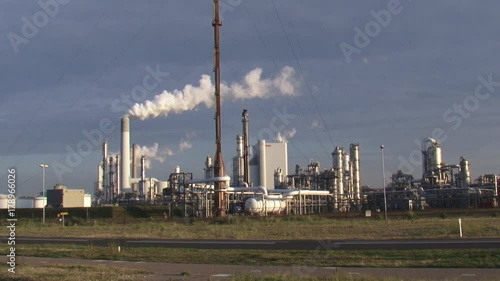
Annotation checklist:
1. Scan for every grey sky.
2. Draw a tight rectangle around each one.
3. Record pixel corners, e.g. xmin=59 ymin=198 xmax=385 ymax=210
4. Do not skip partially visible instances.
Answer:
xmin=1 ymin=0 xmax=499 ymax=196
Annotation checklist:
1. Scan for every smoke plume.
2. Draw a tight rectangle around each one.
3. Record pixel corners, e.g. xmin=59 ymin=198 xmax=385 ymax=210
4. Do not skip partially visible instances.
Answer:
xmin=135 ymin=143 xmax=173 ymax=169
xmin=275 ymin=128 xmax=297 ymax=143
xmin=128 ymin=66 xmax=299 ymax=120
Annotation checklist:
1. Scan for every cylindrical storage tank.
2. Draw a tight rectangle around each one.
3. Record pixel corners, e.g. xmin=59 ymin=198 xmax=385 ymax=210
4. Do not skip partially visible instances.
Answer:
xmin=244 ymin=197 xmax=286 ymax=214
xmin=140 ymin=180 xmax=155 ymax=199
xmin=343 ymin=153 xmax=350 ymax=172
xmin=175 ymin=166 xmax=181 ymax=174
xmin=157 ymin=181 xmax=168 ymax=193
xmin=0 ymin=195 xmax=8 ymax=209
xmin=84 ymin=194 xmax=92 ymax=207
xmin=236 ymin=135 xmax=244 ymax=157
xmin=259 ymin=140 xmax=267 ymax=187
xmin=33 ymin=196 xmax=46 ymax=208
xmin=433 ymin=146 xmax=442 ymax=169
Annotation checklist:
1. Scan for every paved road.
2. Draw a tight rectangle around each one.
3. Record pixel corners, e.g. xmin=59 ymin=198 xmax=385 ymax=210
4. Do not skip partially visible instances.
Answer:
xmin=4 ymin=237 xmax=500 ymax=250
xmin=21 ymin=256 xmax=500 ymax=281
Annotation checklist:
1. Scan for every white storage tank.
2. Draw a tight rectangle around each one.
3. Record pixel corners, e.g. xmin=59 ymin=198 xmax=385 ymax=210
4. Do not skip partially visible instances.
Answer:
xmin=33 ymin=197 xmax=47 ymax=209
xmin=245 ymin=197 xmax=286 ymax=214
xmin=0 ymin=194 xmax=8 ymax=209
xmin=84 ymin=194 xmax=92 ymax=207
xmin=157 ymin=181 xmax=168 ymax=194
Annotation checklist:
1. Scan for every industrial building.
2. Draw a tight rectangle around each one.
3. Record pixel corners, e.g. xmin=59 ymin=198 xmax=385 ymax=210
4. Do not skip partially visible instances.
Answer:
xmin=366 ymin=138 xmax=499 ymax=211
xmin=47 ymin=184 xmax=91 ymax=208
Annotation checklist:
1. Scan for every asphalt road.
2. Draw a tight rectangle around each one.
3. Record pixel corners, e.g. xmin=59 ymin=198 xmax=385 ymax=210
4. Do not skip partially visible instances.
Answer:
xmin=4 ymin=237 xmax=500 ymax=250
xmin=21 ymin=256 xmax=500 ymax=281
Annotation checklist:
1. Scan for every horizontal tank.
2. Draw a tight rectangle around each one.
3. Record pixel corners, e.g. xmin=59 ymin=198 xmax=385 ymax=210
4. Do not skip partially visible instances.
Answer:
xmin=245 ymin=197 xmax=286 ymax=214
xmin=33 ymin=197 xmax=46 ymax=209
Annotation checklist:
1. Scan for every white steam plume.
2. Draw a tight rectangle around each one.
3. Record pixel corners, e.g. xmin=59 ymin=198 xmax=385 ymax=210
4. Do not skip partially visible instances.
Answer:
xmin=128 ymin=66 xmax=299 ymax=120
xmin=275 ymin=128 xmax=297 ymax=143
xmin=178 ymin=131 xmax=197 ymax=152
xmin=179 ymin=140 xmax=192 ymax=151
xmin=135 ymin=143 xmax=173 ymax=169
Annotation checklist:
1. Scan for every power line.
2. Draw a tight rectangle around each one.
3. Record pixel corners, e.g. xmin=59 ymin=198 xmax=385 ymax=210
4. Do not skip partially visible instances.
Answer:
xmin=270 ymin=0 xmax=336 ymax=148
xmin=241 ymin=2 xmax=330 ymax=160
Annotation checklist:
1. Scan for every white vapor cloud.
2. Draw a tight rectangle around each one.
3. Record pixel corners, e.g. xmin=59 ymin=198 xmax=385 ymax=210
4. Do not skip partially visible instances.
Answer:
xmin=275 ymin=128 xmax=297 ymax=143
xmin=135 ymin=143 xmax=173 ymax=169
xmin=128 ymin=66 xmax=300 ymax=120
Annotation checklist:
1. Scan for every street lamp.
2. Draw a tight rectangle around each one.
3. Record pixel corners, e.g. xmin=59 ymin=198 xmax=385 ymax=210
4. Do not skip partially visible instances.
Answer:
xmin=380 ymin=145 xmax=387 ymax=220
xmin=39 ymin=164 xmax=48 ymax=224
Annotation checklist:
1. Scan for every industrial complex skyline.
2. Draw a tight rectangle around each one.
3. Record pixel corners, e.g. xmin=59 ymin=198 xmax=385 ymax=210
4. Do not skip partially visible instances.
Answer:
xmin=1 ymin=1 xmax=500 ymax=196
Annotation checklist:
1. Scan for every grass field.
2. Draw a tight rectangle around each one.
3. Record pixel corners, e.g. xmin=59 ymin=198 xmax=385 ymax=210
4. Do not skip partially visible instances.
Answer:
xmin=2 ymin=244 xmax=499 ymax=268
xmin=11 ymin=215 xmax=500 ymax=240
xmin=0 ymin=263 xmax=401 ymax=281
xmin=0 ymin=263 xmax=146 ymax=281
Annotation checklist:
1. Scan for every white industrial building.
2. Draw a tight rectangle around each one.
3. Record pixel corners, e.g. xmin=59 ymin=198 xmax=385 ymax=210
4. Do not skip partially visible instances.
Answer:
xmin=249 ymin=139 xmax=288 ymax=189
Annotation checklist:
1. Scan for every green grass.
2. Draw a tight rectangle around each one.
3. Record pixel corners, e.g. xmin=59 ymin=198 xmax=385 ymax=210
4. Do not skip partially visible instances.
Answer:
xmin=0 ymin=263 xmax=146 ymax=281
xmin=11 ymin=216 xmax=500 ymax=240
xmin=2 ymin=244 xmax=499 ymax=268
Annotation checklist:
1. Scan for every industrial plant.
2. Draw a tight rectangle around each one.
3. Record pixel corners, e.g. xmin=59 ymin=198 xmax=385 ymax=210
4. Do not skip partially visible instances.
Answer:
xmin=3 ymin=1 xmax=498 ymax=217
xmin=92 ymin=108 xmax=499 ymax=217
xmin=86 ymin=0 xmax=499 ymax=218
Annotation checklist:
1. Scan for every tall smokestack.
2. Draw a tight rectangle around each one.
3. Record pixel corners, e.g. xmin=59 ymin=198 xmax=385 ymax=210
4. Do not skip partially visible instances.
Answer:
xmin=108 ymin=156 xmax=114 ymax=201
xmin=140 ymin=155 xmax=146 ymax=196
xmin=102 ymin=140 xmax=108 ymax=192
xmin=131 ymin=144 xmax=138 ymax=192
xmin=242 ymin=109 xmax=250 ymax=185
xmin=213 ymin=0 xmax=226 ymax=217
xmin=121 ymin=116 xmax=131 ymax=192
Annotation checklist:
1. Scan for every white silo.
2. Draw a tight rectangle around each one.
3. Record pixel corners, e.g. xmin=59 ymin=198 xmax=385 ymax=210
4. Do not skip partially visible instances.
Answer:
xmin=84 ymin=194 xmax=92 ymax=207
xmin=33 ymin=196 xmax=46 ymax=209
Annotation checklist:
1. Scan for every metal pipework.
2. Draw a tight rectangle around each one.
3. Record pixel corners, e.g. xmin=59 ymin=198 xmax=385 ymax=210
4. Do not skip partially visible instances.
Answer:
xmin=140 ymin=155 xmax=146 ymax=196
xmin=242 ymin=109 xmax=250 ymax=185
xmin=350 ymin=143 xmax=360 ymax=201
xmin=131 ymin=144 xmax=139 ymax=193
xmin=102 ymin=140 xmax=108 ymax=192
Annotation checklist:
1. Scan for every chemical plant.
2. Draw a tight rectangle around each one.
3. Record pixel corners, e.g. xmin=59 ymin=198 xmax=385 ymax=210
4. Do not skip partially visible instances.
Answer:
xmin=87 ymin=0 xmax=498 ymax=217
xmin=2 ymin=1 xmax=498 ymax=216
xmin=91 ymin=107 xmax=499 ymax=217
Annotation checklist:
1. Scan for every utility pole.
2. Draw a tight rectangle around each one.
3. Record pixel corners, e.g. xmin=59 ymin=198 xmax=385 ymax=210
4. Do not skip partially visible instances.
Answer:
xmin=213 ymin=0 xmax=226 ymax=217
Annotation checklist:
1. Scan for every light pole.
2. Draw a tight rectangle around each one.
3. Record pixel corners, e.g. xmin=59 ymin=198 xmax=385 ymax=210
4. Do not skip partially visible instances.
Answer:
xmin=40 ymin=164 xmax=48 ymax=224
xmin=380 ymin=145 xmax=387 ymax=220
